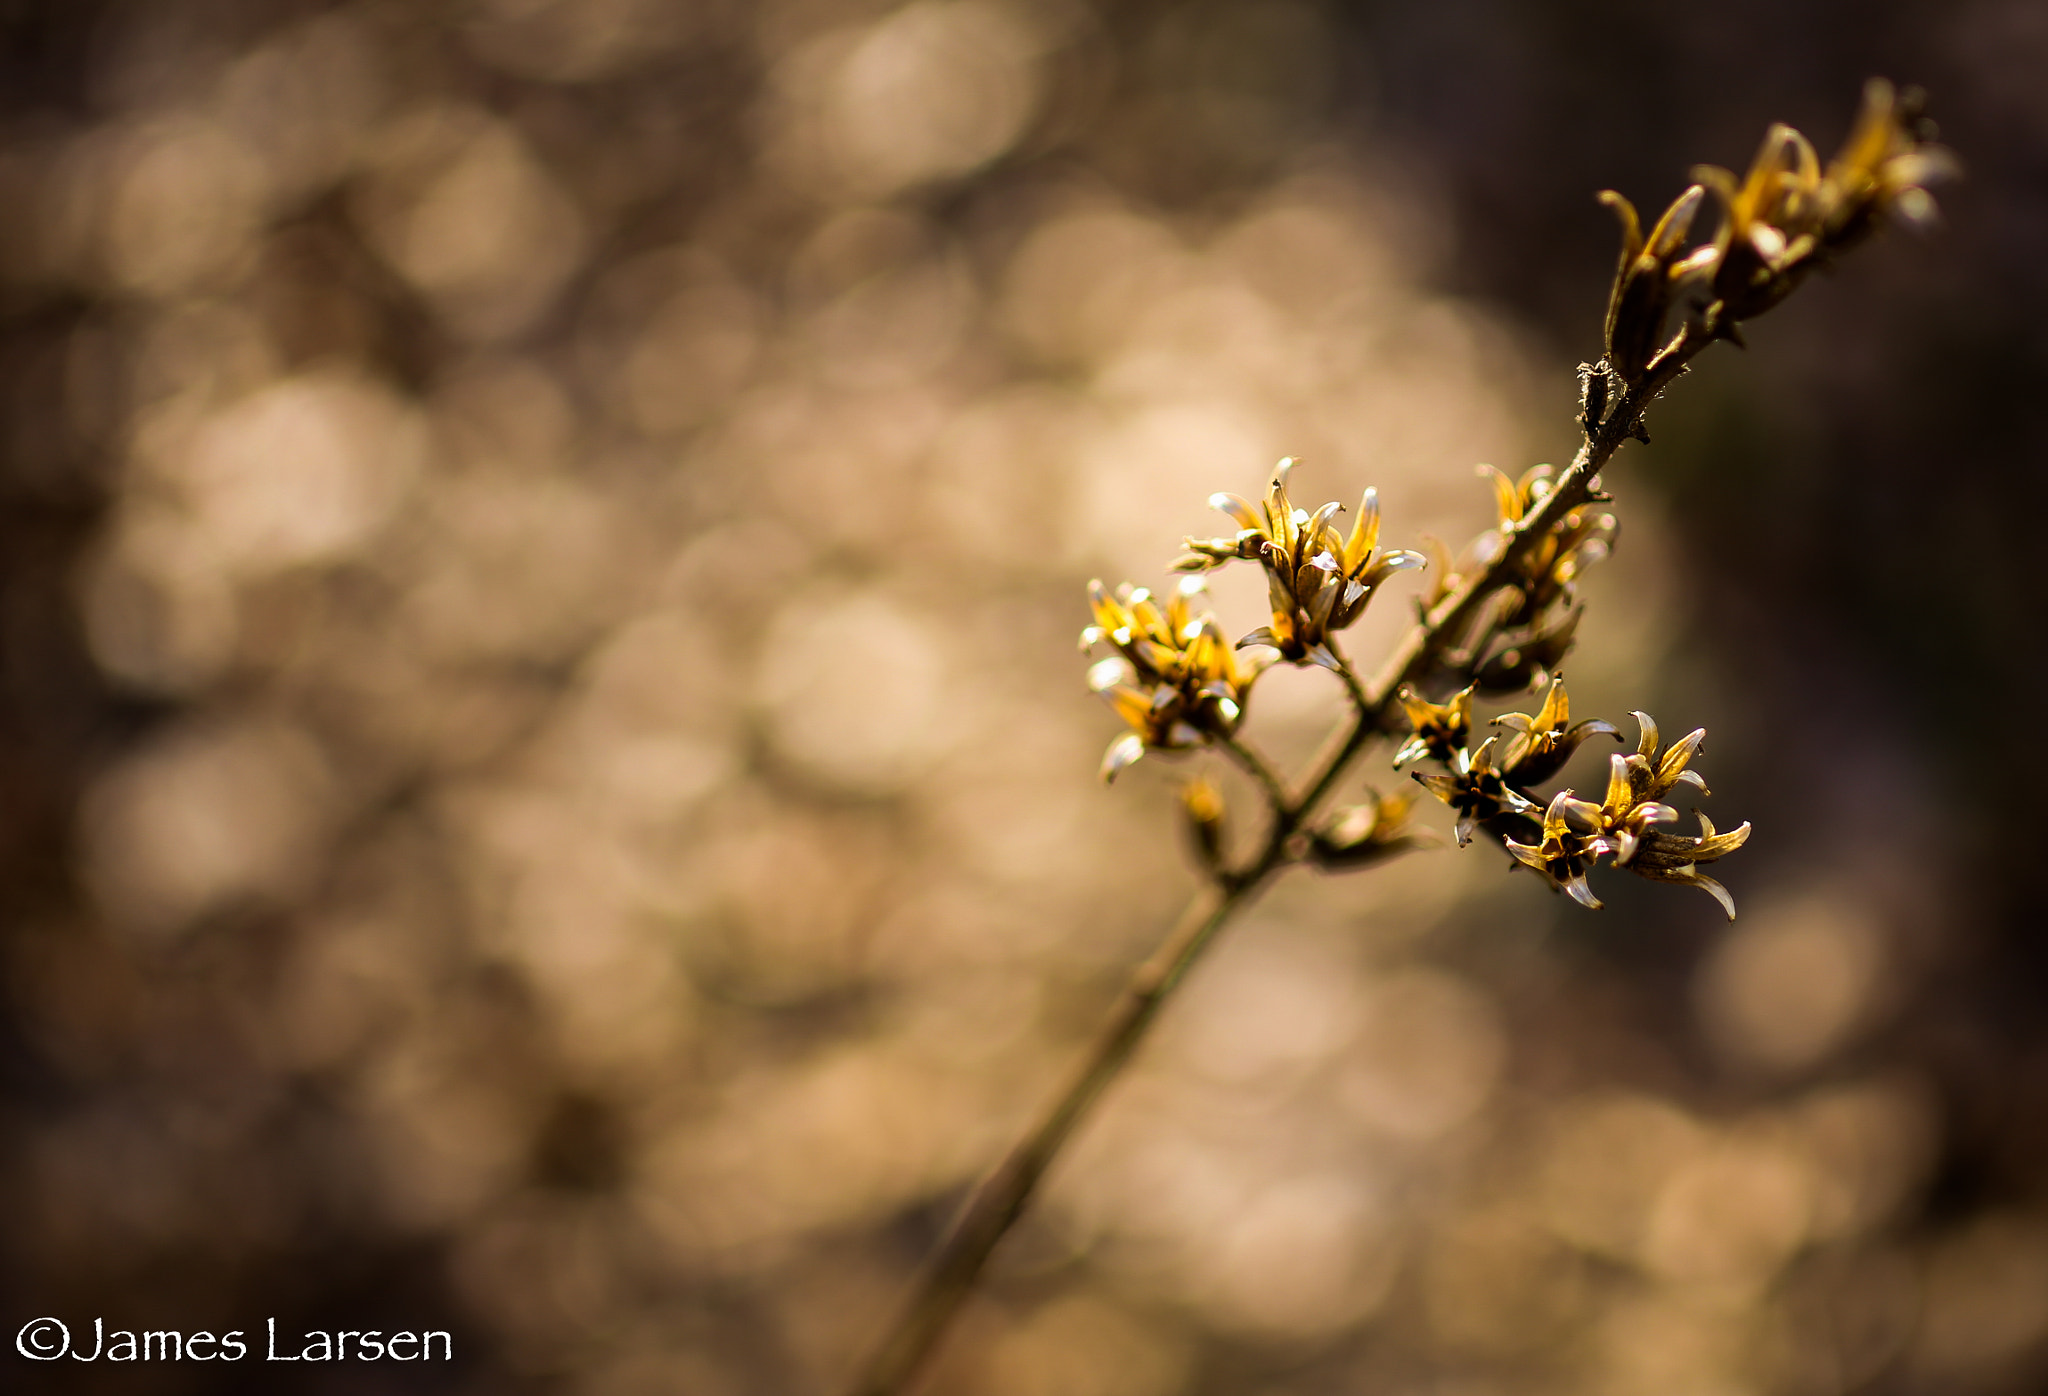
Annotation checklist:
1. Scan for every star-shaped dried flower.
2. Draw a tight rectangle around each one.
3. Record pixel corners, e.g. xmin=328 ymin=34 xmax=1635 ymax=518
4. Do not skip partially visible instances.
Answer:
xmin=1083 ymin=577 xmax=1268 ymax=781
xmin=1624 ymin=710 xmax=1710 ymax=802
xmin=1503 ymin=790 xmax=1604 ymax=909
xmin=1470 ymin=464 xmax=1617 ymax=622
xmin=1181 ymin=460 xmax=1423 ymax=668
xmin=1566 ymin=752 xmax=1683 ymax=868
xmin=1695 ymin=81 xmax=1956 ymax=326
xmin=1392 ymin=683 xmax=1474 ymax=769
xmin=1694 ymin=121 xmax=1828 ymax=321
xmin=1490 ymin=676 xmax=1620 ymax=786
xmin=1413 ymin=735 xmax=1539 ymax=846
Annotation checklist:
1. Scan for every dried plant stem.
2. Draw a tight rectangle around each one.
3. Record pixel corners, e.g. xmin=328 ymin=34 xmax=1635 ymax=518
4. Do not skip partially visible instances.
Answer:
xmin=847 ymin=339 xmax=1704 ymax=1396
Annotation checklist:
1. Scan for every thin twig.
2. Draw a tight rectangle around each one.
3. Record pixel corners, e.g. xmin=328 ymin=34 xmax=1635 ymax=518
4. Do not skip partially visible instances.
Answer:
xmin=1219 ymin=734 xmax=1289 ymax=822
xmin=846 ymin=337 xmax=1708 ymax=1396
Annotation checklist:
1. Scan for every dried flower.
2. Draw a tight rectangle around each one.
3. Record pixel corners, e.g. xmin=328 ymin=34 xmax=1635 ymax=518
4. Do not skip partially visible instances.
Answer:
xmin=1491 ymin=676 xmax=1621 ymax=786
xmin=1598 ymin=184 xmax=1716 ymax=383
xmin=1504 ymin=790 xmax=1605 ymax=909
xmin=1413 ymin=735 xmax=1540 ymax=846
xmin=1823 ymin=78 xmax=1959 ymax=245
xmin=1694 ymin=78 xmax=1956 ymax=325
xmin=1392 ymin=683 xmax=1475 ymax=769
xmin=1560 ymin=752 xmax=1683 ymax=868
xmin=1309 ymin=787 xmax=1429 ymax=869
xmin=1083 ymin=577 xmax=1268 ymax=781
xmin=1180 ymin=459 xmax=1423 ymax=669
xmin=1472 ymin=464 xmax=1617 ymax=617
xmin=1180 ymin=777 xmax=1228 ymax=872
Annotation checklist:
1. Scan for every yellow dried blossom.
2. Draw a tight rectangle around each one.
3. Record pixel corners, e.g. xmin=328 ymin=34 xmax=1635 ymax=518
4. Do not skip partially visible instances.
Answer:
xmin=1823 ymin=79 xmax=1959 ymax=245
xmin=1557 ymin=752 xmax=1683 ymax=869
xmin=1490 ymin=676 xmax=1620 ymax=785
xmin=1501 ymin=711 xmax=1748 ymax=917
xmin=1309 ymin=787 xmax=1429 ymax=870
xmin=1628 ymin=812 xmax=1753 ymax=920
xmin=1392 ymin=683 xmax=1475 ymax=769
xmin=1504 ymin=790 xmax=1605 ymax=909
xmin=1695 ymin=78 xmax=1955 ymax=324
xmin=1472 ymin=464 xmax=1617 ymax=614
xmin=1413 ymin=735 xmax=1540 ymax=846
xmin=1083 ymin=577 xmax=1267 ymax=781
xmin=1597 ymin=183 xmax=1717 ymax=383
xmin=1180 ymin=459 xmax=1423 ymax=669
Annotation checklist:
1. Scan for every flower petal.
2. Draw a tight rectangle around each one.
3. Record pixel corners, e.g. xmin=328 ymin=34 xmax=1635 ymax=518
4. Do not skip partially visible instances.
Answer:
xmin=1101 ymin=732 xmax=1146 ymax=782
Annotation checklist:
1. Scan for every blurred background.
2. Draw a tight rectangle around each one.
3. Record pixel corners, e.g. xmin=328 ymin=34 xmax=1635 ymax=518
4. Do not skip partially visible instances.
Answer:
xmin=2 ymin=1 xmax=2045 ymax=1392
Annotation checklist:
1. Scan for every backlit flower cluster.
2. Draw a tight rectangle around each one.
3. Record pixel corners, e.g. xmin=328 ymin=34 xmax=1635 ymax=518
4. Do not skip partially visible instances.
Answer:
xmin=1593 ymin=78 xmax=1955 ymax=390
xmin=1417 ymin=462 xmax=1618 ymax=695
xmin=1085 ymin=459 xmax=1419 ymax=780
xmin=1401 ymin=677 xmax=1752 ymax=918
xmin=1082 ymin=577 xmax=1269 ymax=781
xmin=1175 ymin=457 xmax=1425 ymax=670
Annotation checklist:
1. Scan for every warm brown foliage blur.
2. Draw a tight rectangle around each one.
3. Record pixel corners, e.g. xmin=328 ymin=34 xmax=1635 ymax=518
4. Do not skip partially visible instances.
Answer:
xmin=2 ymin=3 xmax=2044 ymax=1395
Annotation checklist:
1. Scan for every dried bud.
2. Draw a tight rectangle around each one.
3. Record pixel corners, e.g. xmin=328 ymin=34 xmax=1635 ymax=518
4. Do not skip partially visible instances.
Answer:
xmin=1180 ymin=777 xmax=1228 ymax=871
xmin=1309 ymin=788 xmax=1428 ymax=870
xmin=1393 ymin=683 xmax=1475 ymax=769
xmin=1490 ymin=675 xmax=1621 ymax=786
xmin=1598 ymin=184 xmax=1710 ymax=383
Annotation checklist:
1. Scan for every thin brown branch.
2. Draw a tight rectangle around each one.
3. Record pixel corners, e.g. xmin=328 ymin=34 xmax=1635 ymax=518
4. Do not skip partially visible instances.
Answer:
xmin=1219 ymin=733 xmax=1289 ymax=826
xmin=845 ymin=332 xmax=1710 ymax=1396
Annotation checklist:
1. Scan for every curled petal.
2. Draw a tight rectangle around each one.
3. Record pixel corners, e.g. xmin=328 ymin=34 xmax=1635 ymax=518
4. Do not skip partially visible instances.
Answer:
xmin=1564 ymin=874 xmax=1604 ymax=910
xmin=1087 ymin=657 xmax=1136 ymax=693
xmin=1478 ymin=463 xmax=1522 ymax=527
xmin=1467 ymin=734 xmax=1502 ymax=775
xmin=1361 ymin=550 xmax=1428 ymax=587
xmin=1639 ymin=864 xmax=1737 ymax=920
xmin=1211 ymin=493 xmax=1263 ymax=531
xmin=1602 ymin=753 xmax=1635 ymax=813
xmin=1632 ymin=710 xmax=1660 ymax=759
xmin=1657 ymin=728 xmax=1707 ymax=785
xmin=1414 ymin=771 xmax=1463 ymax=806
xmin=1691 ymin=872 xmax=1737 ymax=920
xmin=1554 ymin=794 xmax=1605 ymax=832
xmin=1306 ymin=500 xmax=1344 ymax=548
xmin=1100 ymin=732 xmax=1146 ymax=783
xmin=1692 ymin=818 xmax=1752 ymax=861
